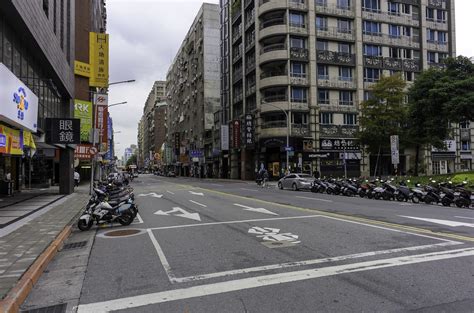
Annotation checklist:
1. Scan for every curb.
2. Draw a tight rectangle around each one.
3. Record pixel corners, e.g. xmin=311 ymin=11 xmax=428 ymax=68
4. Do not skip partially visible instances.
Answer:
xmin=0 ymin=225 xmax=73 ymax=313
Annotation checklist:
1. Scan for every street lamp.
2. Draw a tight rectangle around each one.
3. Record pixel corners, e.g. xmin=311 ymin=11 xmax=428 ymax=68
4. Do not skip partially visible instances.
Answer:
xmin=341 ymin=140 xmax=347 ymax=179
xmin=109 ymin=79 xmax=136 ymax=86
xmin=108 ymin=101 xmax=127 ymax=107
xmin=260 ymin=102 xmax=290 ymax=174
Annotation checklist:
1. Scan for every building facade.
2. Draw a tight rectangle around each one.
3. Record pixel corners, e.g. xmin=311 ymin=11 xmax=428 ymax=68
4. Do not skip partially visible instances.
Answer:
xmin=166 ymin=3 xmax=221 ymax=177
xmin=0 ymin=0 xmax=77 ymax=194
xmin=221 ymin=0 xmax=461 ymax=179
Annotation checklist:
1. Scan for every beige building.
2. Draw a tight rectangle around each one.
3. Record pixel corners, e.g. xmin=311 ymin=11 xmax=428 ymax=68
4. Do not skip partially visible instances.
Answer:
xmin=221 ymin=0 xmax=459 ymax=178
xmin=166 ymin=3 xmax=221 ymax=177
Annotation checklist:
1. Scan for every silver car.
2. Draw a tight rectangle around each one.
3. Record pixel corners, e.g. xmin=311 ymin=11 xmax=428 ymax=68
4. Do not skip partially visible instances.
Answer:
xmin=278 ymin=173 xmax=314 ymax=191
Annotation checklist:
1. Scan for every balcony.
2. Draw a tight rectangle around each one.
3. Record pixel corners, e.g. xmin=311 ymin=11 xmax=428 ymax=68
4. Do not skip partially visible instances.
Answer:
xmin=259 ymin=122 xmax=289 ymax=138
xmin=259 ymin=0 xmax=287 ymax=16
xmin=245 ymin=36 xmax=255 ymax=51
xmin=233 ymin=68 xmax=243 ymax=82
xmin=245 ymin=11 xmax=255 ymax=29
xmin=290 ymin=99 xmax=309 ymax=111
xmin=244 ymin=0 xmax=254 ymax=9
xmin=232 ymin=8 xmax=242 ymax=24
xmin=261 ymin=94 xmax=287 ymax=104
xmin=403 ymin=59 xmax=421 ymax=72
xmin=260 ymin=74 xmax=289 ymax=89
xmin=290 ymin=74 xmax=309 ymax=86
xmin=320 ymin=125 xmax=358 ymax=138
xmin=318 ymin=100 xmax=358 ymax=113
xmin=426 ymin=20 xmax=448 ymax=31
xmin=363 ymin=32 xmax=420 ymax=49
xmin=314 ymin=1 xmax=354 ymax=18
xmin=246 ymin=59 xmax=256 ymax=72
xmin=316 ymin=26 xmax=355 ymax=41
xmin=289 ymin=0 xmax=308 ymax=11
xmin=246 ymin=83 xmax=256 ymax=96
xmin=317 ymin=77 xmax=356 ymax=89
xmin=316 ymin=50 xmax=355 ymax=66
xmin=260 ymin=44 xmax=287 ymax=64
xmin=259 ymin=23 xmax=287 ymax=39
xmin=362 ymin=10 xmax=419 ymax=27
xmin=426 ymin=41 xmax=449 ymax=53
xmin=289 ymin=23 xmax=308 ymax=35
xmin=461 ymin=129 xmax=471 ymax=141
xmin=232 ymin=26 xmax=242 ymax=43
xmin=291 ymin=124 xmax=310 ymax=136
xmin=289 ymin=47 xmax=309 ymax=61
xmin=233 ymin=91 xmax=243 ymax=104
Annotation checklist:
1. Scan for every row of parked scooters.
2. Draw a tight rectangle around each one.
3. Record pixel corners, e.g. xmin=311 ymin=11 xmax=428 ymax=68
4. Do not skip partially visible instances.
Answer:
xmin=77 ymin=175 xmax=138 ymax=231
xmin=310 ymin=178 xmax=474 ymax=208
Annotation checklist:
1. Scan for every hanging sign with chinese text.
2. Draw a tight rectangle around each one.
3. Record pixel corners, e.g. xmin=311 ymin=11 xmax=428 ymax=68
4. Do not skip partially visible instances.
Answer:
xmin=232 ymin=120 xmax=241 ymax=149
xmin=95 ymin=105 xmax=108 ymax=152
xmin=244 ymin=114 xmax=254 ymax=148
xmin=89 ymin=32 xmax=109 ymax=87
xmin=45 ymin=118 xmax=80 ymax=144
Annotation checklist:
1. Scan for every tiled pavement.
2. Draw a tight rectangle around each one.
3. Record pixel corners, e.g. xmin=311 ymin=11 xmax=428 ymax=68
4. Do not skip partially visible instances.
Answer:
xmin=0 ymin=186 xmax=90 ymax=301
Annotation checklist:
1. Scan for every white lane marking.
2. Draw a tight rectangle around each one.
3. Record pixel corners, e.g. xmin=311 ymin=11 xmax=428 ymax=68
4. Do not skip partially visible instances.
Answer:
xmin=154 ymin=207 xmax=201 ymax=222
xmin=189 ymin=191 xmax=204 ymax=196
xmin=76 ymin=247 xmax=474 ymax=312
xmin=210 ymin=183 xmax=224 ymax=187
xmin=399 ymin=203 xmax=413 ymax=206
xmin=148 ymin=215 xmax=321 ymax=231
xmin=166 ymin=191 xmax=175 ymax=195
xmin=138 ymin=193 xmax=163 ymax=198
xmin=0 ymin=274 xmax=22 ymax=278
xmin=455 ymin=216 xmax=474 ymax=220
xmin=400 ymin=216 xmax=474 ymax=228
xmin=132 ymin=213 xmax=144 ymax=225
xmin=296 ymin=196 xmax=333 ymax=203
xmin=240 ymin=188 xmax=259 ymax=192
xmin=233 ymin=203 xmax=278 ymax=216
xmin=146 ymin=229 xmax=175 ymax=281
xmin=189 ymin=200 xmax=207 ymax=208
xmin=173 ymin=241 xmax=460 ymax=283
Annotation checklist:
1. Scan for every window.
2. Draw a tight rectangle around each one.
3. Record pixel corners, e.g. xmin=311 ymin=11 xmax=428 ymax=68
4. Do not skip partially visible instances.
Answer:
xmin=389 ymin=24 xmax=401 ymax=38
xmin=401 ymin=4 xmax=410 ymax=14
xmin=320 ymin=112 xmax=333 ymax=124
xmin=316 ymin=40 xmax=328 ymax=51
xmin=388 ymin=2 xmax=399 ymax=15
xmin=426 ymin=8 xmax=434 ymax=20
xmin=339 ymin=91 xmax=353 ymax=105
xmin=404 ymin=71 xmax=413 ymax=81
xmin=316 ymin=16 xmax=328 ymax=31
xmin=338 ymin=43 xmax=351 ymax=54
xmin=364 ymin=44 xmax=382 ymax=56
xmin=438 ymin=53 xmax=448 ymax=63
xmin=363 ymin=0 xmax=380 ymax=12
xmin=364 ymin=90 xmax=374 ymax=101
xmin=292 ymin=112 xmax=308 ymax=124
xmin=438 ymin=32 xmax=447 ymax=44
xmin=339 ymin=67 xmax=352 ymax=81
xmin=427 ymin=52 xmax=436 ymax=63
xmin=291 ymin=62 xmax=306 ymax=77
xmin=343 ymin=113 xmax=357 ymax=125
xmin=289 ymin=12 xmax=305 ymax=27
xmin=461 ymin=141 xmax=471 ymax=151
xmin=318 ymin=64 xmax=328 ymax=80
xmin=316 ymin=0 xmax=327 ymax=6
xmin=402 ymin=26 xmax=411 ymax=37
xmin=290 ymin=36 xmax=305 ymax=48
xmin=363 ymin=21 xmax=381 ymax=35
xmin=364 ymin=68 xmax=380 ymax=82
xmin=427 ymin=29 xmax=436 ymax=42
xmin=437 ymin=10 xmax=447 ymax=23
xmin=337 ymin=19 xmax=352 ymax=33
xmin=460 ymin=121 xmax=470 ymax=129
xmin=337 ymin=0 xmax=350 ymax=9
xmin=318 ymin=89 xmax=330 ymax=104
xmin=291 ymin=87 xmax=307 ymax=102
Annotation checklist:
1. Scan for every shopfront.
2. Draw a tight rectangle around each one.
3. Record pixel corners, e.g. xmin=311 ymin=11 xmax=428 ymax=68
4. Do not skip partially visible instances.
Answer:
xmin=319 ymin=138 xmax=361 ymax=178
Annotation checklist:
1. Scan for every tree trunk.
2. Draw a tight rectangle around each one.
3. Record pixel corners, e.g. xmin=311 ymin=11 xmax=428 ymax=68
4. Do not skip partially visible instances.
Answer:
xmin=374 ymin=145 xmax=381 ymax=179
xmin=414 ymin=144 xmax=420 ymax=177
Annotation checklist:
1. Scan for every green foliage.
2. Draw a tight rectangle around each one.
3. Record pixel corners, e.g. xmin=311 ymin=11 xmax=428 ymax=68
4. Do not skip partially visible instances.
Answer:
xmin=357 ymin=74 xmax=408 ymax=154
xmin=126 ymin=154 xmax=137 ymax=167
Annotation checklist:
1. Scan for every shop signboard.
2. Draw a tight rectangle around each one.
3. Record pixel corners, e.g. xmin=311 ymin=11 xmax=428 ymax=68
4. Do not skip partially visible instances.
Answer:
xmin=244 ymin=114 xmax=254 ymax=147
xmin=0 ymin=124 xmax=23 ymax=155
xmin=75 ymin=144 xmax=94 ymax=159
xmin=232 ymin=120 xmax=241 ymax=148
xmin=174 ymin=133 xmax=180 ymax=155
xmin=95 ymin=105 xmax=108 ymax=152
xmin=45 ymin=118 xmax=81 ymax=144
xmin=221 ymin=125 xmax=229 ymax=151
xmin=74 ymin=60 xmax=91 ymax=78
xmin=89 ymin=32 xmax=109 ymax=87
xmin=0 ymin=63 xmax=38 ymax=132
xmin=320 ymin=139 xmax=359 ymax=151
xmin=74 ymin=100 xmax=92 ymax=142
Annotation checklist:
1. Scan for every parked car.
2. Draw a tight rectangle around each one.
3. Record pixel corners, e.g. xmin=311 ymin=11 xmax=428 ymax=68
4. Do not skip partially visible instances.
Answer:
xmin=278 ymin=173 xmax=313 ymax=191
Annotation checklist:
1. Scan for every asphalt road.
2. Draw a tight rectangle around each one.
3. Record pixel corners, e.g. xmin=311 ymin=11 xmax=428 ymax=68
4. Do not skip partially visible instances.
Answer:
xmin=29 ymin=174 xmax=474 ymax=312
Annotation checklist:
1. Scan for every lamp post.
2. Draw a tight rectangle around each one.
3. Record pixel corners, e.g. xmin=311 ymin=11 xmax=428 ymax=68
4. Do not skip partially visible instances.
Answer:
xmin=342 ymin=140 xmax=347 ymax=179
xmin=260 ymin=102 xmax=290 ymax=174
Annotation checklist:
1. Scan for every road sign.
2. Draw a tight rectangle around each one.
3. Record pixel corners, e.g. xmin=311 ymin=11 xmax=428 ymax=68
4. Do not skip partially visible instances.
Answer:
xmin=89 ymin=147 xmax=98 ymax=155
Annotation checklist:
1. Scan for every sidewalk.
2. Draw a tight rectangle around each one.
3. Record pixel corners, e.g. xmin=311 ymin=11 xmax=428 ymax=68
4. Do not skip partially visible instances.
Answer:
xmin=0 ymin=184 xmax=90 ymax=312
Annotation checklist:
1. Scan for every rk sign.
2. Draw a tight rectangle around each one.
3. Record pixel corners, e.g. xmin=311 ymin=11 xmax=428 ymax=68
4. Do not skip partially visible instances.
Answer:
xmin=45 ymin=118 xmax=81 ymax=144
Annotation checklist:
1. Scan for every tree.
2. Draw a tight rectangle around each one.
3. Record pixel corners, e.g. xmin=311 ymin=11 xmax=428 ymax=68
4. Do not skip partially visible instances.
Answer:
xmin=358 ymin=75 xmax=408 ymax=175
xmin=407 ymin=68 xmax=449 ymax=176
xmin=126 ymin=154 xmax=137 ymax=167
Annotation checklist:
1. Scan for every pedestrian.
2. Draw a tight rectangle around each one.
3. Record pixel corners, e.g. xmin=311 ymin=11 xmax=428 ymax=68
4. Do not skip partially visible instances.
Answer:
xmin=74 ymin=170 xmax=80 ymax=187
xmin=314 ymin=170 xmax=320 ymax=179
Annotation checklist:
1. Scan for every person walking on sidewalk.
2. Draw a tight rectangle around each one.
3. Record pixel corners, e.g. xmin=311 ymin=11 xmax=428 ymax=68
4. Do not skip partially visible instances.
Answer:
xmin=74 ymin=170 xmax=80 ymax=187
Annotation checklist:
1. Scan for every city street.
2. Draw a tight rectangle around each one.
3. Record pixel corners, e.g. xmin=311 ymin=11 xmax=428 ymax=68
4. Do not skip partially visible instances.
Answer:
xmin=23 ymin=174 xmax=474 ymax=312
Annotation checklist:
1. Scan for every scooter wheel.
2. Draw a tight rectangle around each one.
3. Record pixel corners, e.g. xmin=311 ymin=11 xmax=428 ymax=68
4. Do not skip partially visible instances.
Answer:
xmin=441 ymin=199 xmax=451 ymax=207
xmin=359 ymin=191 xmax=365 ymax=198
xmin=345 ymin=190 xmax=354 ymax=197
xmin=77 ymin=219 xmax=93 ymax=231
xmin=424 ymin=197 xmax=433 ymax=205
xmin=396 ymin=194 xmax=405 ymax=202
xmin=118 ymin=213 xmax=134 ymax=226
xmin=326 ymin=189 xmax=333 ymax=195
xmin=374 ymin=193 xmax=381 ymax=200
xmin=411 ymin=196 xmax=420 ymax=204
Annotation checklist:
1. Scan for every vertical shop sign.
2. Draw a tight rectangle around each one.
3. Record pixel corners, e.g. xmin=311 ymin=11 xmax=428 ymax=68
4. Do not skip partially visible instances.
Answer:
xmin=89 ymin=32 xmax=109 ymax=87
xmin=74 ymin=100 xmax=92 ymax=142
xmin=221 ymin=125 xmax=229 ymax=151
xmin=244 ymin=114 xmax=254 ymax=147
xmin=232 ymin=120 xmax=241 ymax=148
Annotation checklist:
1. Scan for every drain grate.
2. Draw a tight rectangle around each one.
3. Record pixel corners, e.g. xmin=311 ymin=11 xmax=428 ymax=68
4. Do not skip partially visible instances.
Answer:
xmin=21 ymin=303 xmax=67 ymax=313
xmin=62 ymin=241 xmax=88 ymax=250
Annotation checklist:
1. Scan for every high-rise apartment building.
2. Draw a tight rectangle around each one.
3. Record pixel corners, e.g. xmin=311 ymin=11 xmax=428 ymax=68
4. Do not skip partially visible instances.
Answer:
xmin=166 ymin=3 xmax=220 ymax=177
xmin=221 ymin=0 xmax=458 ymax=179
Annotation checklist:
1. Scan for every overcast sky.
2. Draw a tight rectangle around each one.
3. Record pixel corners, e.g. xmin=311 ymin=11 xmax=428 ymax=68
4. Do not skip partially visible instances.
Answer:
xmin=107 ymin=0 xmax=473 ymax=158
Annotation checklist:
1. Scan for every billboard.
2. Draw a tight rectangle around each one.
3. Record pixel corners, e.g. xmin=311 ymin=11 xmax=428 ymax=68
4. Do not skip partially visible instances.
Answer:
xmin=45 ymin=118 xmax=81 ymax=144
xmin=74 ymin=100 xmax=92 ymax=142
xmin=89 ymin=32 xmax=109 ymax=87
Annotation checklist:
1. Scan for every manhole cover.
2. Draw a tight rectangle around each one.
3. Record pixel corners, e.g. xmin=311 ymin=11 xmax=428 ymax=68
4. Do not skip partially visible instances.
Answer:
xmin=104 ymin=229 xmax=142 ymax=237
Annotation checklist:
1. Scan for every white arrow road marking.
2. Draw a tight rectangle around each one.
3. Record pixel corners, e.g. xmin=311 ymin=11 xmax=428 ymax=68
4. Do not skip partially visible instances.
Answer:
xmin=400 ymin=216 xmax=474 ymax=228
xmin=233 ymin=203 xmax=279 ymax=215
xmin=248 ymin=226 xmax=280 ymax=235
xmin=189 ymin=191 xmax=204 ymax=196
xmin=189 ymin=200 xmax=207 ymax=207
xmin=166 ymin=190 xmax=175 ymax=195
xmin=138 ymin=193 xmax=163 ymax=198
xmin=76 ymin=247 xmax=474 ymax=312
xmin=455 ymin=216 xmax=474 ymax=220
xmin=154 ymin=207 xmax=201 ymax=221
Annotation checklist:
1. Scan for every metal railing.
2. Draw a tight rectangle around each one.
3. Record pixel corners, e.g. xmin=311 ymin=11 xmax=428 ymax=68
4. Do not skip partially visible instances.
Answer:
xmin=314 ymin=1 xmax=354 ymax=18
xmin=261 ymin=94 xmax=287 ymax=103
xmin=316 ymin=26 xmax=355 ymax=41
xmin=260 ymin=43 xmax=286 ymax=54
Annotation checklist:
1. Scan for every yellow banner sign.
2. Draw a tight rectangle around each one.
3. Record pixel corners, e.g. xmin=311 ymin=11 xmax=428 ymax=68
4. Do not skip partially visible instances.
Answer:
xmin=89 ymin=32 xmax=109 ymax=87
xmin=0 ymin=124 xmax=23 ymax=155
xmin=74 ymin=61 xmax=91 ymax=77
